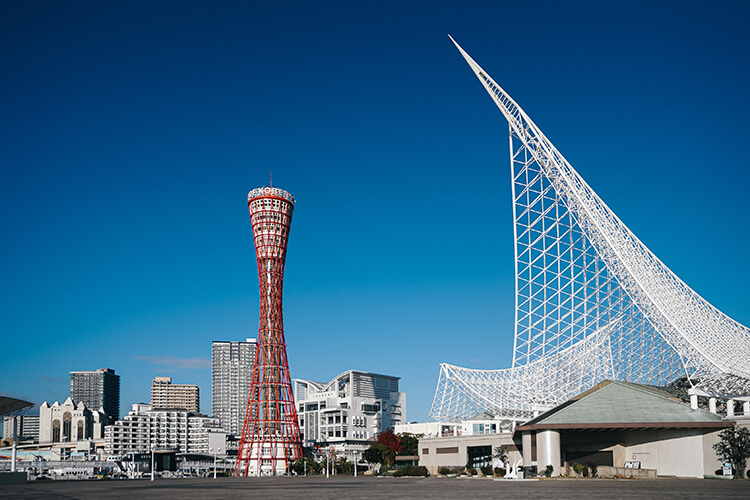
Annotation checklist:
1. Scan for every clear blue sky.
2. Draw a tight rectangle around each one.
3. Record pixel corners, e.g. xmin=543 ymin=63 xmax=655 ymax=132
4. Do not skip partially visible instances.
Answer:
xmin=1 ymin=1 xmax=749 ymax=425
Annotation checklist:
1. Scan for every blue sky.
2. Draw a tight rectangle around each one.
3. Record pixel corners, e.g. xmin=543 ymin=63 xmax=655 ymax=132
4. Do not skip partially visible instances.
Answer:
xmin=1 ymin=1 xmax=749 ymax=425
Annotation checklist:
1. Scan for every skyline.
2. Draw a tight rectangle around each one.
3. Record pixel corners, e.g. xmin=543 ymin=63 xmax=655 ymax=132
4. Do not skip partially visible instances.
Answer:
xmin=2 ymin=1 xmax=750 ymax=425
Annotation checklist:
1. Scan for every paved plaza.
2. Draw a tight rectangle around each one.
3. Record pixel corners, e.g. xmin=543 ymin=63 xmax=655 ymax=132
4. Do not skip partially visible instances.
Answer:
xmin=2 ymin=476 xmax=750 ymax=500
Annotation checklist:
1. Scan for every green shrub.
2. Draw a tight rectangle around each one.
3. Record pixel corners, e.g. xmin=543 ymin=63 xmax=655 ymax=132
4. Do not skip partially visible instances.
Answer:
xmin=438 ymin=466 xmax=465 ymax=476
xmin=467 ymin=467 xmax=477 ymax=476
xmin=393 ymin=465 xmax=429 ymax=477
xmin=480 ymin=465 xmax=493 ymax=477
xmin=393 ymin=465 xmax=411 ymax=477
xmin=582 ymin=466 xmax=589 ymax=477
xmin=544 ymin=464 xmax=553 ymax=477
xmin=494 ymin=467 xmax=505 ymax=477
xmin=572 ymin=462 xmax=583 ymax=476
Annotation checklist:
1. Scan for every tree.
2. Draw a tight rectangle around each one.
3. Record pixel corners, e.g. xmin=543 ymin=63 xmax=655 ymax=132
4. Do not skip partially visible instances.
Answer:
xmin=493 ymin=445 xmax=508 ymax=467
xmin=397 ymin=432 xmax=422 ymax=456
xmin=713 ymin=425 xmax=750 ymax=479
xmin=363 ymin=443 xmax=394 ymax=467
xmin=377 ymin=428 xmax=403 ymax=455
xmin=290 ymin=456 xmax=321 ymax=475
xmin=336 ymin=456 xmax=353 ymax=475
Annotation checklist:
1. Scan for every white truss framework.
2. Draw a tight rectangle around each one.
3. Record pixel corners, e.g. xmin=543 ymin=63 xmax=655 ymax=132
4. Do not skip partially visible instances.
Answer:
xmin=430 ymin=37 xmax=750 ymax=421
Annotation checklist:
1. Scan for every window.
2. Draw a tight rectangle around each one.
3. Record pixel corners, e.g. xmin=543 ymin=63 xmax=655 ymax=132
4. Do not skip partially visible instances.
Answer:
xmin=52 ymin=420 xmax=61 ymax=442
xmin=467 ymin=445 xmax=492 ymax=469
xmin=63 ymin=412 xmax=72 ymax=441
xmin=436 ymin=447 xmax=459 ymax=454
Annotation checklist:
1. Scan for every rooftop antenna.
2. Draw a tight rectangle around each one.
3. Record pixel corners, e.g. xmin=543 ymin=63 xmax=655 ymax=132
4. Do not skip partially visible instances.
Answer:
xmin=270 ymin=170 xmax=273 ymax=188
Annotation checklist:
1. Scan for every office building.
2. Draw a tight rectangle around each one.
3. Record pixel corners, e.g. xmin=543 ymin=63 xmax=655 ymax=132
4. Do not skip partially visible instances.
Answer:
xmin=69 ymin=368 xmax=120 ymax=421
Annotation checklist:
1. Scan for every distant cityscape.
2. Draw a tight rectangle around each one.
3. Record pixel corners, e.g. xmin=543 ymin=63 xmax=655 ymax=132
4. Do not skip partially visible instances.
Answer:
xmin=2 ymin=348 xmax=409 ymax=476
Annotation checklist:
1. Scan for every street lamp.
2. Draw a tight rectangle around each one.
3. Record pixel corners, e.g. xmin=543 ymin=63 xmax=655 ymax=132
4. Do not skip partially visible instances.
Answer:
xmin=210 ymin=446 xmax=222 ymax=479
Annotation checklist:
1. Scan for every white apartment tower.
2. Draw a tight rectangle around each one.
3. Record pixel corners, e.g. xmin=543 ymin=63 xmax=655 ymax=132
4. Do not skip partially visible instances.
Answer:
xmin=212 ymin=339 xmax=257 ymax=437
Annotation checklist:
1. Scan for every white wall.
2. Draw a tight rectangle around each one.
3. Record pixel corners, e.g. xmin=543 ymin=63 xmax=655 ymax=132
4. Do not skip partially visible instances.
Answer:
xmin=622 ymin=428 xmax=721 ymax=478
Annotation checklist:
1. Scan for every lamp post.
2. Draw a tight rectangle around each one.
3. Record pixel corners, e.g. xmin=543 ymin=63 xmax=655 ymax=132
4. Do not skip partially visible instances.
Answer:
xmin=353 ymin=451 xmax=358 ymax=478
xmin=210 ymin=446 xmax=222 ymax=478
xmin=150 ymin=446 xmax=155 ymax=482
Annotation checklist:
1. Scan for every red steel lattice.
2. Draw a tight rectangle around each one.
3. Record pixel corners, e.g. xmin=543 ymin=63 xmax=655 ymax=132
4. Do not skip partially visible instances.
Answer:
xmin=235 ymin=187 xmax=302 ymax=476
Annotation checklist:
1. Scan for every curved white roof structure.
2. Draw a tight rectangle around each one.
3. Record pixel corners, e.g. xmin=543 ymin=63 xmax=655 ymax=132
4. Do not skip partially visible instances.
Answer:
xmin=430 ymin=38 xmax=750 ymax=421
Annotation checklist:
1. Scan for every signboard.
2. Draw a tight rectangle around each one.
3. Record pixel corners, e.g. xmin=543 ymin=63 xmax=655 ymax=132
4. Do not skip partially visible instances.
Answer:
xmin=722 ymin=462 xmax=732 ymax=476
xmin=624 ymin=461 xmax=640 ymax=469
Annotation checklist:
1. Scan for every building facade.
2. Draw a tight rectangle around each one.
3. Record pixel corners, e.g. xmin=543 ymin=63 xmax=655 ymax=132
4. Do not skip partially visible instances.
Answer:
xmin=294 ymin=370 xmax=406 ymax=461
xmin=104 ymin=403 xmax=225 ymax=456
xmin=150 ymin=376 xmax=200 ymax=413
xmin=211 ymin=339 xmax=256 ymax=437
xmin=69 ymin=368 xmax=120 ymax=421
xmin=39 ymin=397 xmax=107 ymax=444
xmin=514 ymin=380 xmax=739 ymax=478
xmin=418 ymin=380 xmax=750 ymax=479
xmin=2 ymin=414 xmax=40 ymax=444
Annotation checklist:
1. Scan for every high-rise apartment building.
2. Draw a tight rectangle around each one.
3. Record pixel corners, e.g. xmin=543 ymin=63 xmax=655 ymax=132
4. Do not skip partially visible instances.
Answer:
xmin=212 ymin=339 xmax=257 ymax=437
xmin=69 ymin=368 xmax=120 ymax=421
xmin=150 ymin=377 xmax=200 ymax=413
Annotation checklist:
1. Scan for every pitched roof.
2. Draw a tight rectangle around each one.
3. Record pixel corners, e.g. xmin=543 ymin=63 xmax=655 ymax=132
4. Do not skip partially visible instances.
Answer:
xmin=517 ymin=380 xmax=730 ymax=431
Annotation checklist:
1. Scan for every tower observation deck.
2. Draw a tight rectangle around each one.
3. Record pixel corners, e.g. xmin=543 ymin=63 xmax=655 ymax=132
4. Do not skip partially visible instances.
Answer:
xmin=429 ymin=38 xmax=750 ymax=422
xmin=235 ymin=186 xmax=302 ymax=476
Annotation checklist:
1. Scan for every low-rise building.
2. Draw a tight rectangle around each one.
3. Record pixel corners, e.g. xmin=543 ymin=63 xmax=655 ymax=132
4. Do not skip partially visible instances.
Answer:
xmin=514 ymin=380 xmax=737 ymax=478
xmin=104 ymin=403 xmax=225 ymax=457
xmin=418 ymin=380 xmax=749 ymax=478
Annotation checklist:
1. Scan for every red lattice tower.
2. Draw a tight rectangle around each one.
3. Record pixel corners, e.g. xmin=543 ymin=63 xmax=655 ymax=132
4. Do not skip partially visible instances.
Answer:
xmin=235 ymin=186 xmax=302 ymax=476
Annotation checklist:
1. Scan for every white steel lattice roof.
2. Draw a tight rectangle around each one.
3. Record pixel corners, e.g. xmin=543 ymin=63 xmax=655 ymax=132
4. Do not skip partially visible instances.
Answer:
xmin=429 ymin=38 xmax=750 ymax=422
